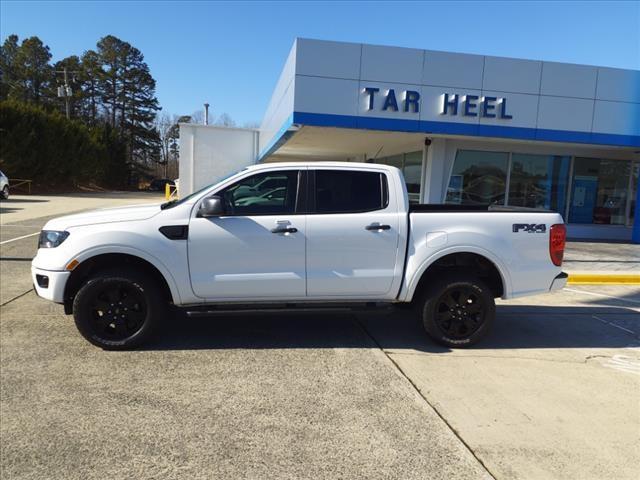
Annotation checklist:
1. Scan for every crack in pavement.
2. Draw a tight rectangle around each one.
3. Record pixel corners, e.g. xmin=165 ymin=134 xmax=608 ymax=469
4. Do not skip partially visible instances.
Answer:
xmin=353 ymin=316 xmax=498 ymax=480
xmin=0 ymin=288 xmax=34 ymax=307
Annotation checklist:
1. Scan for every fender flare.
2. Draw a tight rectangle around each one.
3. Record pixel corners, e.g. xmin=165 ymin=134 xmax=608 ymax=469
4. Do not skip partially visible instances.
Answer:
xmin=70 ymin=244 xmax=182 ymax=305
xmin=402 ymin=245 xmax=513 ymax=302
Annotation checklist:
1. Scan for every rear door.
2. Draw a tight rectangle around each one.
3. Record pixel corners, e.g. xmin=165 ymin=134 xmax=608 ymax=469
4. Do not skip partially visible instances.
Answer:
xmin=188 ymin=169 xmax=307 ymax=300
xmin=305 ymin=168 xmax=401 ymax=297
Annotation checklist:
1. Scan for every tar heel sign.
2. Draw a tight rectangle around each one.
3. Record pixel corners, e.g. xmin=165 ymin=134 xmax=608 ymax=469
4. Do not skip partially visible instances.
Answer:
xmin=362 ymin=87 xmax=514 ymax=120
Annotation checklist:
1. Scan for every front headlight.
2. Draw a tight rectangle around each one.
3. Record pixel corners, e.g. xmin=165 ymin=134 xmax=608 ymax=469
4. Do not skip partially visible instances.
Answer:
xmin=38 ymin=230 xmax=70 ymax=248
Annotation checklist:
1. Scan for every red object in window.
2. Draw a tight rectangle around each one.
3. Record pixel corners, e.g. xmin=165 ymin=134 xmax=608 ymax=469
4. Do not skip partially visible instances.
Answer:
xmin=549 ymin=224 xmax=566 ymax=266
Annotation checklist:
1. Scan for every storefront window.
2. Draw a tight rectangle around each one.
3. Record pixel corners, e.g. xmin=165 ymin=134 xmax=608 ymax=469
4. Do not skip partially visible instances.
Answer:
xmin=404 ymin=151 xmax=422 ymax=203
xmin=568 ymin=158 xmax=631 ymax=225
xmin=377 ymin=151 xmax=423 ymax=203
xmin=509 ymin=154 xmax=570 ymax=212
xmin=445 ymin=150 xmax=508 ymax=205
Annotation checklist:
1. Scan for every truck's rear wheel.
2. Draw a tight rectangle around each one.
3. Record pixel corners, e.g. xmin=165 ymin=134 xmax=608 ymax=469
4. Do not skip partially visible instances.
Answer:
xmin=72 ymin=268 xmax=165 ymax=350
xmin=419 ymin=273 xmax=495 ymax=348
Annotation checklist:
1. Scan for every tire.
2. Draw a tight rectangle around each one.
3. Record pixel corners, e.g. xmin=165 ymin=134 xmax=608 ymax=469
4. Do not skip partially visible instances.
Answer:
xmin=72 ymin=268 xmax=166 ymax=350
xmin=0 ymin=186 xmax=8 ymax=199
xmin=418 ymin=272 xmax=495 ymax=348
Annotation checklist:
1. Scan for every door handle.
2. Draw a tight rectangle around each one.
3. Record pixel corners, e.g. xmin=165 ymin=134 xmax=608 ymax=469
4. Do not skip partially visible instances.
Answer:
xmin=365 ymin=224 xmax=391 ymax=231
xmin=271 ymin=227 xmax=298 ymax=234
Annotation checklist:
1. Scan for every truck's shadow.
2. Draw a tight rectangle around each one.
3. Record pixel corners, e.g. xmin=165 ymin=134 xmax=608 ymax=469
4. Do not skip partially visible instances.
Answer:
xmin=146 ymin=305 xmax=639 ymax=352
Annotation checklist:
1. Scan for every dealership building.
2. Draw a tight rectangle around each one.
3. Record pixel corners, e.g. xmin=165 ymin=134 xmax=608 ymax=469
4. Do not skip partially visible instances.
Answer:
xmin=180 ymin=38 xmax=640 ymax=242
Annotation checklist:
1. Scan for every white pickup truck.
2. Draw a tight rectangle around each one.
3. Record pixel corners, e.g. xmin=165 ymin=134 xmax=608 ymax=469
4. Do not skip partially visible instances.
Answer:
xmin=32 ymin=162 xmax=568 ymax=350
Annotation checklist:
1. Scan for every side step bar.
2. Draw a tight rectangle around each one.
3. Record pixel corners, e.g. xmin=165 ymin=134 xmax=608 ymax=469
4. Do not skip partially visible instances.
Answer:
xmin=184 ymin=302 xmax=395 ymax=318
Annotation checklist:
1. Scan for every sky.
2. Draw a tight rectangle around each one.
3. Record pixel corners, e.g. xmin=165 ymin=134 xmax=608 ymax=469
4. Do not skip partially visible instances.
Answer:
xmin=1 ymin=1 xmax=639 ymax=125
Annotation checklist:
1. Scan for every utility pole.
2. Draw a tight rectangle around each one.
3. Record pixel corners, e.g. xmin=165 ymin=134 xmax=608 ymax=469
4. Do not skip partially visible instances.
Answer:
xmin=55 ymin=67 xmax=78 ymax=119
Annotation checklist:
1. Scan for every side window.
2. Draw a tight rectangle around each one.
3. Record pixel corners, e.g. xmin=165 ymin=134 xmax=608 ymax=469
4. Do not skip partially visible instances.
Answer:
xmin=219 ymin=170 xmax=299 ymax=215
xmin=314 ymin=170 xmax=387 ymax=214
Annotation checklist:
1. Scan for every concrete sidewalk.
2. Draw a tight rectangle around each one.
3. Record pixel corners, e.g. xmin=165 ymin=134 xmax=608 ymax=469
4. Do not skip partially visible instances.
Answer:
xmin=564 ymin=241 xmax=640 ymax=274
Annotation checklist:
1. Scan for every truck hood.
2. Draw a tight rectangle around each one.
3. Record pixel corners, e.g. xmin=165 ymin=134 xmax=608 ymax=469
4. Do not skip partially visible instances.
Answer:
xmin=43 ymin=203 xmax=162 ymax=230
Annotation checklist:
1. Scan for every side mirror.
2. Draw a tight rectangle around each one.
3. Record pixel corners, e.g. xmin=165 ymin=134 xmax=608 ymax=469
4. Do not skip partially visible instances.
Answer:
xmin=199 ymin=195 xmax=225 ymax=217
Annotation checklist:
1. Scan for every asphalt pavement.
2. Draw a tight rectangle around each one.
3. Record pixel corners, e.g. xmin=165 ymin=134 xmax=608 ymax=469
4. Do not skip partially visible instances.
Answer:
xmin=1 ymin=193 xmax=639 ymax=480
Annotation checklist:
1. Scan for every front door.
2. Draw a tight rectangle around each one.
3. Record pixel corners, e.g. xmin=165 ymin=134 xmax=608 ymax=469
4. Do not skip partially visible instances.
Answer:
xmin=306 ymin=168 xmax=401 ymax=297
xmin=188 ymin=169 xmax=306 ymax=300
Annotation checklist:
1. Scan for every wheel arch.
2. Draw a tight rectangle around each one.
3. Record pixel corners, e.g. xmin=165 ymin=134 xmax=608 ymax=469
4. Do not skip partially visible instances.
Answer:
xmin=405 ymin=248 xmax=510 ymax=302
xmin=63 ymin=251 xmax=179 ymax=314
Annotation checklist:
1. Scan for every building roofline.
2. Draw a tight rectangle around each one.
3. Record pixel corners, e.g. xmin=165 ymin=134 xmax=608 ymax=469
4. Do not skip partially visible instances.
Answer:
xmin=294 ymin=36 xmax=640 ymax=72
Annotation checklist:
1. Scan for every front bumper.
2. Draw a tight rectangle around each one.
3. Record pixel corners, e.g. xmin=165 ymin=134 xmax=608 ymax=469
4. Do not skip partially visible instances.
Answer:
xmin=31 ymin=266 xmax=70 ymax=303
xmin=550 ymin=272 xmax=568 ymax=292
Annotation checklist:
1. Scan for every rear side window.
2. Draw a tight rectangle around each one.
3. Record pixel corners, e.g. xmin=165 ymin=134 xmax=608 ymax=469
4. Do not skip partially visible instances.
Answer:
xmin=314 ymin=170 xmax=388 ymax=214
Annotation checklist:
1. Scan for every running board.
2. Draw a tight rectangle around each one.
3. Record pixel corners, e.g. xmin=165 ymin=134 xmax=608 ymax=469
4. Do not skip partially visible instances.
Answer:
xmin=184 ymin=302 xmax=394 ymax=317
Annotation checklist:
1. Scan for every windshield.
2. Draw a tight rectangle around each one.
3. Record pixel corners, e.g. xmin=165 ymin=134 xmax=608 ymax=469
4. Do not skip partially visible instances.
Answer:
xmin=160 ymin=169 xmax=246 ymax=210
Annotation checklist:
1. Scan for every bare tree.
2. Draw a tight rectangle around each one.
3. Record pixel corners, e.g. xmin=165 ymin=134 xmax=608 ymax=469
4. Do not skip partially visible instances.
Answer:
xmin=155 ymin=113 xmax=182 ymax=178
xmin=214 ymin=112 xmax=236 ymax=127
xmin=190 ymin=109 xmax=204 ymax=125
xmin=243 ymin=120 xmax=260 ymax=129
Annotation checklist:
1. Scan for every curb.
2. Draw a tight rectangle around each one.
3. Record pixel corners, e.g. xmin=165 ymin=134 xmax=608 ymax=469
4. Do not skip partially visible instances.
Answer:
xmin=567 ymin=272 xmax=640 ymax=285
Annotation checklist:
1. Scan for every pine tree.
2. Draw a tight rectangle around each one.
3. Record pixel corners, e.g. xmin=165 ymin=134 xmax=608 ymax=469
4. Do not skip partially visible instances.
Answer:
xmin=79 ymin=50 xmax=102 ymax=124
xmin=10 ymin=36 xmax=52 ymax=104
xmin=96 ymin=35 xmax=124 ymax=127
xmin=95 ymin=35 xmax=161 ymax=181
xmin=0 ymin=35 xmax=20 ymax=101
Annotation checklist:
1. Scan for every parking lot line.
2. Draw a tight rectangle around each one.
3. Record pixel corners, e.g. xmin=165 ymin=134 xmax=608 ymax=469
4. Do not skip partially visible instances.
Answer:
xmin=0 ymin=232 xmax=39 ymax=245
xmin=564 ymin=287 xmax=640 ymax=305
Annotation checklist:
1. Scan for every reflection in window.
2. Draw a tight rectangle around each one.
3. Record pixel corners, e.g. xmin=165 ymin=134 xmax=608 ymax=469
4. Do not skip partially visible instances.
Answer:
xmin=569 ymin=158 xmax=631 ymax=225
xmin=445 ymin=150 xmax=508 ymax=205
xmin=509 ymin=154 xmax=570 ymax=212
xmin=220 ymin=170 xmax=299 ymax=215
xmin=376 ymin=151 xmax=423 ymax=203
xmin=630 ymin=163 xmax=639 ymax=226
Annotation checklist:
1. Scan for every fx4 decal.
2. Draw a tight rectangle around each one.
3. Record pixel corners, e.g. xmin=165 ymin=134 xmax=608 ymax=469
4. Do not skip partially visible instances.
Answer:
xmin=512 ymin=223 xmax=546 ymax=233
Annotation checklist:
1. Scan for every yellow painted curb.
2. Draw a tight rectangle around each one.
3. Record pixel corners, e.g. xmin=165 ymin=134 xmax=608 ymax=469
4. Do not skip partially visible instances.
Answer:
xmin=567 ymin=273 xmax=640 ymax=285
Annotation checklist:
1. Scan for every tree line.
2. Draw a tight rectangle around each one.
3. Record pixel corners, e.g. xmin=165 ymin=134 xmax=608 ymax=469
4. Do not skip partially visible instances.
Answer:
xmin=0 ymin=34 xmax=171 ymax=189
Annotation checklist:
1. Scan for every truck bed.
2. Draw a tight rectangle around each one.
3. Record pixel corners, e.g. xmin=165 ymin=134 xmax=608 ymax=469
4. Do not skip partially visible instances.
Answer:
xmin=409 ymin=204 xmax=556 ymax=214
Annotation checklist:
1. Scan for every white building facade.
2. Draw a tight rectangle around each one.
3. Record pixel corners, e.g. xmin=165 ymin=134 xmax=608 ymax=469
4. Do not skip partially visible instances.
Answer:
xmin=180 ymin=38 xmax=640 ymax=242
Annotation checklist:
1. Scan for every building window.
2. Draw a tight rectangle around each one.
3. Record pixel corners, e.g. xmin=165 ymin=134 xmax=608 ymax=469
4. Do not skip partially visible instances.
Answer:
xmin=376 ymin=151 xmax=423 ymax=203
xmin=445 ymin=150 xmax=509 ymax=205
xmin=509 ymin=154 xmax=571 ymax=211
xmin=630 ymin=162 xmax=639 ymax=226
xmin=568 ymin=158 xmax=631 ymax=225
xmin=445 ymin=150 xmax=636 ymax=228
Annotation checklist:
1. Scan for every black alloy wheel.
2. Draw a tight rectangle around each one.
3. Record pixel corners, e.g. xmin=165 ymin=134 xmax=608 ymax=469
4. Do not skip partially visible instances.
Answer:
xmin=433 ymin=286 xmax=486 ymax=339
xmin=73 ymin=268 xmax=166 ymax=350
xmin=89 ymin=283 xmax=147 ymax=341
xmin=419 ymin=272 xmax=495 ymax=348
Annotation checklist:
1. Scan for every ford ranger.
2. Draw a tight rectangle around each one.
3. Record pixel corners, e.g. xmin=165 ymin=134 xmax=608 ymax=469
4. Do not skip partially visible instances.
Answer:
xmin=31 ymin=162 xmax=568 ymax=349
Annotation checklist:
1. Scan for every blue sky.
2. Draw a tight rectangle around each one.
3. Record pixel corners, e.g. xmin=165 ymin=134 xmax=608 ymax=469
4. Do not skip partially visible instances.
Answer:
xmin=2 ymin=1 xmax=639 ymax=125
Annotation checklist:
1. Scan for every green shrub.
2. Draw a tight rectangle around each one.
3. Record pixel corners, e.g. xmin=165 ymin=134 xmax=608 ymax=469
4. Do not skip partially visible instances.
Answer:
xmin=0 ymin=100 xmax=127 ymax=189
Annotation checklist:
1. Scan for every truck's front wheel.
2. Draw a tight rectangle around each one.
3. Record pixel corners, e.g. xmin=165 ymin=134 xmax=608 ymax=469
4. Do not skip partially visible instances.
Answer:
xmin=73 ymin=268 xmax=165 ymax=350
xmin=419 ymin=273 xmax=495 ymax=348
